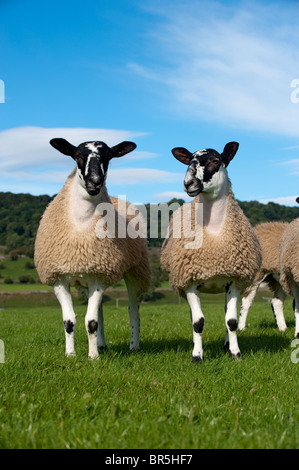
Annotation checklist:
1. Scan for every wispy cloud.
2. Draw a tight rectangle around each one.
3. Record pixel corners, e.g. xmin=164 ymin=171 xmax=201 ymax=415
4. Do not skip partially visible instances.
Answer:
xmin=132 ymin=0 xmax=299 ymax=137
xmin=259 ymin=195 xmax=299 ymax=206
xmin=0 ymin=126 xmax=147 ymax=171
xmin=109 ymin=168 xmax=183 ymax=186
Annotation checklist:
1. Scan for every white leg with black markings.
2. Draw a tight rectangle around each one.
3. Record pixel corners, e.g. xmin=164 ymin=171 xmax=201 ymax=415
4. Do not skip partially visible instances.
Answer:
xmin=54 ymin=279 xmax=76 ymax=357
xmin=185 ymin=285 xmax=205 ymax=362
xmin=85 ymin=279 xmax=105 ymax=359
xmin=224 ymin=282 xmax=241 ymax=358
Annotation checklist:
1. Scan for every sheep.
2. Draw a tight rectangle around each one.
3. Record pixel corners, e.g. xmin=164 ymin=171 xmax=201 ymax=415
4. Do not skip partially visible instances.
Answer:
xmin=161 ymin=142 xmax=262 ymax=361
xmin=34 ymin=138 xmax=151 ymax=359
xmin=238 ymin=222 xmax=288 ymax=331
xmin=279 ymin=207 xmax=299 ymax=339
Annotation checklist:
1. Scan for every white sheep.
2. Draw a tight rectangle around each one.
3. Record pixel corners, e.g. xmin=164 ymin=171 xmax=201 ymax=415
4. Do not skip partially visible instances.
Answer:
xmin=161 ymin=142 xmax=262 ymax=361
xmin=239 ymin=222 xmax=288 ymax=331
xmin=279 ymin=204 xmax=299 ymax=339
xmin=34 ymin=138 xmax=151 ymax=359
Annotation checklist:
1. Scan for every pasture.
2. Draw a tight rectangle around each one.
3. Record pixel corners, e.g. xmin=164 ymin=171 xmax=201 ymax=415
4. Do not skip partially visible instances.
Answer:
xmin=0 ymin=291 xmax=298 ymax=449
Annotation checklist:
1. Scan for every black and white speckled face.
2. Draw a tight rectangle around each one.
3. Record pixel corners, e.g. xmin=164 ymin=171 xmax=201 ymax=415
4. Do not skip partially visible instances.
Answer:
xmin=171 ymin=142 xmax=239 ymax=198
xmin=74 ymin=142 xmax=111 ymax=196
xmin=184 ymin=149 xmax=224 ymax=197
xmin=50 ymin=138 xmax=137 ymax=196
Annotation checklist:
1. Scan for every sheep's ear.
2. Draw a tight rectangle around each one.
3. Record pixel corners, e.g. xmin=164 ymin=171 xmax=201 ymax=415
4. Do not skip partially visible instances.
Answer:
xmin=110 ymin=141 xmax=137 ymax=159
xmin=296 ymin=197 xmax=299 ymax=204
xmin=172 ymin=147 xmax=193 ymax=165
xmin=50 ymin=138 xmax=76 ymax=157
xmin=221 ymin=142 xmax=239 ymax=167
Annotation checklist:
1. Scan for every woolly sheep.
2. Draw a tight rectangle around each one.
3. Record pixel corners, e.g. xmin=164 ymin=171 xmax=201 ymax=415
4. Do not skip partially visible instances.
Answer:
xmin=34 ymin=138 xmax=151 ymax=359
xmin=161 ymin=142 xmax=262 ymax=361
xmin=279 ymin=208 xmax=299 ymax=339
xmin=239 ymin=222 xmax=288 ymax=331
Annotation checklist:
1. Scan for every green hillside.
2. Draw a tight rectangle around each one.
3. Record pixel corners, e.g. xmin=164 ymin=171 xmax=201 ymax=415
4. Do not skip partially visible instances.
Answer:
xmin=1 ymin=191 xmax=299 ymax=255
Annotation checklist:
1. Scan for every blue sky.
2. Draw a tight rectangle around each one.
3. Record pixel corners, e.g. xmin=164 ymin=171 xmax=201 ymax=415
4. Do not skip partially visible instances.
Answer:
xmin=1 ymin=0 xmax=299 ymax=205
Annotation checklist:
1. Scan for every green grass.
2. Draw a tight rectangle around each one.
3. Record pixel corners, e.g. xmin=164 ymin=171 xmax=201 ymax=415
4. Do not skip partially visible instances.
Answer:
xmin=0 ymin=295 xmax=298 ymax=449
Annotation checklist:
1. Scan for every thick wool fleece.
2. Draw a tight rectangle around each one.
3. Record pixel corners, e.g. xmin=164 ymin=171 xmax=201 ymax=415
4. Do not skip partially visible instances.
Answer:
xmin=254 ymin=222 xmax=288 ymax=274
xmin=279 ymin=218 xmax=299 ymax=296
xmin=242 ymin=222 xmax=288 ymax=296
xmin=161 ymin=182 xmax=262 ymax=296
xmin=34 ymin=171 xmax=150 ymax=296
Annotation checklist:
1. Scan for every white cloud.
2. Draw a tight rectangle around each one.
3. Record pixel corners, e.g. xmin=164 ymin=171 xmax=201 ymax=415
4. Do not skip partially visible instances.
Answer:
xmin=259 ymin=196 xmax=299 ymax=206
xmin=0 ymin=126 xmax=146 ymax=170
xmin=154 ymin=190 xmax=191 ymax=202
xmin=278 ymin=158 xmax=299 ymax=175
xmin=133 ymin=0 xmax=299 ymax=137
xmin=108 ymin=168 xmax=183 ymax=186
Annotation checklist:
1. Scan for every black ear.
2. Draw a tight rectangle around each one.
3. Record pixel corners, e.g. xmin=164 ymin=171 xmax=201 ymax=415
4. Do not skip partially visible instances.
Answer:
xmin=221 ymin=142 xmax=239 ymax=167
xmin=171 ymin=147 xmax=193 ymax=165
xmin=50 ymin=138 xmax=76 ymax=157
xmin=296 ymin=197 xmax=299 ymax=204
xmin=110 ymin=141 xmax=137 ymax=159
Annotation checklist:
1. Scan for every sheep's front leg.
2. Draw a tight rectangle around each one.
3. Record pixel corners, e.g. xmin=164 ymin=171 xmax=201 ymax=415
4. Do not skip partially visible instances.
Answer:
xmin=185 ymin=285 xmax=205 ymax=362
xmin=125 ymin=275 xmax=140 ymax=350
xmin=54 ymin=280 xmax=76 ymax=357
xmin=85 ymin=279 xmax=105 ymax=359
xmin=224 ymin=283 xmax=241 ymax=358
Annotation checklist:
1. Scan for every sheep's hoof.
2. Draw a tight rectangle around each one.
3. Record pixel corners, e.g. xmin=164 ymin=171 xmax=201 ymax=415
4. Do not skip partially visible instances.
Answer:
xmin=88 ymin=354 xmax=100 ymax=361
xmin=192 ymin=355 xmax=203 ymax=363
xmin=229 ymin=350 xmax=241 ymax=360
xmin=224 ymin=342 xmax=229 ymax=352
xmin=98 ymin=345 xmax=108 ymax=351
xmin=65 ymin=352 xmax=76 ymax=358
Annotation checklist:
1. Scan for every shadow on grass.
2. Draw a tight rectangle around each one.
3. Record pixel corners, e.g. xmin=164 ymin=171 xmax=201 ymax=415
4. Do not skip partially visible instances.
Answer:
xmin=104 ymin=330 xmax=291 ymax=359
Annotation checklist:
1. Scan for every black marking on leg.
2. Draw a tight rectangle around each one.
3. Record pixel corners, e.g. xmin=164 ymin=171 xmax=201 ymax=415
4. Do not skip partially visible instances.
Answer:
xmin=192 ymin=354 xmax=203 ymax=363
xmin=293 ymin=299 xmax=295 ymax=312
xmin=271 ymin=302 xmax=277 ymax=318
xmin=64 ymin=320 xmax=74 ymax=334
xmin=88 ymin=320 xmax=98 ymax=334
xmin=296 ymin=332 xmax=299 ymax=339
xmin=229 ymin=350 xmax=241 ymax=359
xmin=227 ymin=319 xmax=238 ymax=331
xmin=193 ymin=317 xmax=204 ymax=334
xmin=225 ymin=282 xmax=232 ymax=293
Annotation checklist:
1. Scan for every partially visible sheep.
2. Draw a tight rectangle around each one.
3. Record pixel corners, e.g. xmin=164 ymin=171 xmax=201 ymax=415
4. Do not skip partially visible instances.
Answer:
xmin=279 ymin=209 xmax=299 ymax=338
xmin=161 ymin=142 xmax=262 ymax=361
xmin=35 ymin=138 xmax=151 ymax=359
xmin=239 ymin=222 xmax=288 ymax=331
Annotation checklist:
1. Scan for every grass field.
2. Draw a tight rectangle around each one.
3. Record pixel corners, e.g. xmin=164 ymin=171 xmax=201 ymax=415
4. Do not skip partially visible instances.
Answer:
xmin=0 ymin=290 xmax=298 ymax=449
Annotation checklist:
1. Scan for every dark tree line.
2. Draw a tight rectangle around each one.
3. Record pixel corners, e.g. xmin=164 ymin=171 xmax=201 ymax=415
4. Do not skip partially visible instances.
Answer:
xmin=1 ymin=192 xmax=299 ymax=256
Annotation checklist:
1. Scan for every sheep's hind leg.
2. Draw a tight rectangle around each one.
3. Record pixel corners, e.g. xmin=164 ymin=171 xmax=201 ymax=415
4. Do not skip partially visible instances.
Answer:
xmin=97 ymin=301 xmax=107 ymax=350
xmin=185 ymin=285 xmax=205 ymax=362
xmin=85 ymin=279 xmax=105 ymax=359
xmin=124 ymin=274 xmax=140 ymax=351
xmin=291 ymin=281 xmax=299 ymax=338
xmin=224 ymin=283 xmax=241 ymax=359
xmin=54 ymin=280 xmax=76 ymax=357
xmin=271 ymin=282 xmax=287 ymax=331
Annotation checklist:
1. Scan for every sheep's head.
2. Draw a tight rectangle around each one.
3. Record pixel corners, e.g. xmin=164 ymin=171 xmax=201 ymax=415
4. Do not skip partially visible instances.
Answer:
xmin=50 ymin=138 xmax=137 ymax=196
xmin=172 ymin=142 xmax=239 ymax=198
